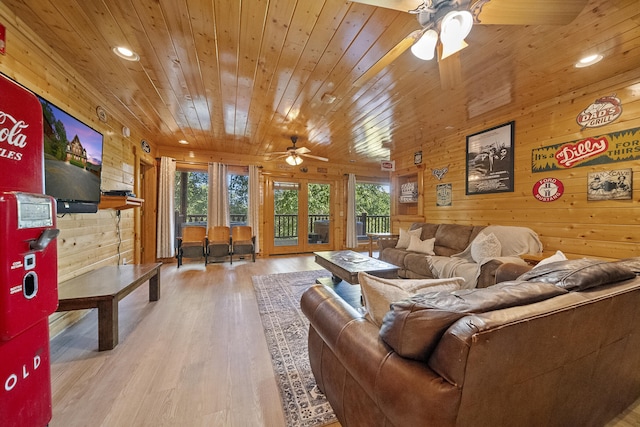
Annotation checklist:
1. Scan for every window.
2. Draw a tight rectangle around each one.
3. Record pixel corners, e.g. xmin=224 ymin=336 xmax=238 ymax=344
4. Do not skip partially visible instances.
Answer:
xmin=175 ymin=171 xmax=208 ymax=225
xmin=355 ymin=182 xmax=391 ymax=235
xmin=174 ymin=168 xmax=249 ymax=226
xmin=228 ymin=173 xmax=248 ymax=225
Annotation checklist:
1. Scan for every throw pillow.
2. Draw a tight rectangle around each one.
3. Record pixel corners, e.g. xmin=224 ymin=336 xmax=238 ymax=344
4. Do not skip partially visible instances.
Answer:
xmin=533 ymin=250 xmax=567 ymax=269
xmin=406 ymin=235 xmax=436 ymax=255
xmin=358 ymin=272 xmax=462 ymax=327
xmin=395 ymin=227 xmax=422 ymax=249
xmin=470 ymin=232 xmax=502 ymax=263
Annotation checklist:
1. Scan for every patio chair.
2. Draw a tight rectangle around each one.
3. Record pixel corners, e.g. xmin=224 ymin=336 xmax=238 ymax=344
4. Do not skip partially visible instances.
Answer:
xmin=231 ymin=225 xmax=255 ymax=264
xmin=176 ymin=225 xmax=206 ymax=267
xmin=205 ymin=226 xmax=231 ymax=264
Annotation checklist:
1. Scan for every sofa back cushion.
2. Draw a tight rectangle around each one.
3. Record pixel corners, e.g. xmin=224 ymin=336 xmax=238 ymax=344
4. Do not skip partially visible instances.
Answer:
xmin=433 ymin=224 xmax=485 ymax=256
xmin=517 ymin=258 xmax=635 ymax=291
xmin=416 ymin=223 xmax=440 ymax=241
xmin=379 ymin=281 xmax=567 ymax=362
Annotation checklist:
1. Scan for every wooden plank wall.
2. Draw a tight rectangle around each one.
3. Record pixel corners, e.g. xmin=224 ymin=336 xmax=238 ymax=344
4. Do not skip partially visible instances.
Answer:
xmin=393 ymin=70 xmax=640 ymax=260
xmin=0 ymin=5 xmax=152 ymax=335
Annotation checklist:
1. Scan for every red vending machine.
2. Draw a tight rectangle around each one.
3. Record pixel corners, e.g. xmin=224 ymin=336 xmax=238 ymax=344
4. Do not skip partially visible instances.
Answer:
xmin=0 ymin=75 xmax=59 ymax=426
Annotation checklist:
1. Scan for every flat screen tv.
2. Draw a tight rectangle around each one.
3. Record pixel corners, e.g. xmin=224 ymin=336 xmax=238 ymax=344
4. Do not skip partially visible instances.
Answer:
xmin=38 ymin=96 xmax=103 ymax=213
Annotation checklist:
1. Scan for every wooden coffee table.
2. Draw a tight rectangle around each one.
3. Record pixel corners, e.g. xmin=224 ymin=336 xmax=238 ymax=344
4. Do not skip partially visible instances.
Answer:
xmin=314 ymin=250 xmax=399 ymax=285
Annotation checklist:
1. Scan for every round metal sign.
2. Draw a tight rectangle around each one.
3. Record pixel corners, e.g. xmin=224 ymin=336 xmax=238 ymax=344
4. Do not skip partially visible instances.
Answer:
xmin=533 ymin=177 xmax=564 ymax=202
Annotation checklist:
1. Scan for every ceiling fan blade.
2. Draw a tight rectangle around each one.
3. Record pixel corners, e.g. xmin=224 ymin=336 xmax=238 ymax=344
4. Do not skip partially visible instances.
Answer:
xmin=437 ymin=44 xmax=463 ymax=90
xmin=353 ymin=29 xmax=424 ymax=88
xmin=471 ymin=0 xmax=589 ymax=25
xmin=266 ymin=151 xmax=289 ymax=157
xmin=295 ymin=146 xmax=311 ymax=154
xmin=347 ymin=0 xmax=424 ymax=13
xmin=300 ymin=153 xmax=329 ymax=162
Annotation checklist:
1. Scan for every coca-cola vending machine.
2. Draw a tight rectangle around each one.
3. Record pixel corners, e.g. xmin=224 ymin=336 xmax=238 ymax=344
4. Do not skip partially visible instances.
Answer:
xmin=0 ymin=74 xmax=59 ymax=426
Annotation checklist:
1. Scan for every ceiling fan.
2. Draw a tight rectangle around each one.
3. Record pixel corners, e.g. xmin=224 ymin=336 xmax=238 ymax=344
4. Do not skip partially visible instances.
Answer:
xmin=351 ymin=0 xmax=589 ymax=90
xmin=269 ymin=136 xmax=329 ymax=165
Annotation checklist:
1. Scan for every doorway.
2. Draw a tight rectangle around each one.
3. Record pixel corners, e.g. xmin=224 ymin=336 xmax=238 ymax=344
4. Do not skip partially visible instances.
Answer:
xmin=266 ymin=177 xmax=334 ymax=255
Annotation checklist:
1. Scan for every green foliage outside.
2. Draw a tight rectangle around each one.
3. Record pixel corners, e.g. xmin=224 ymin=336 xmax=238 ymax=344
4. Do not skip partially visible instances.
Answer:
xmin=176 ymin=173 xmax=249 ymax=218
xmin=355 ymin=183 xmax=390 ymax=216
xmin=228 ymin=175 xmax=248 ymax=215
xmin=175 ymin=171 xmax=208 ymax=216
xmin=273 ymin=182 xmax=389 ymax=216
xmin=176 ymin=174 xmax=390 ymax=228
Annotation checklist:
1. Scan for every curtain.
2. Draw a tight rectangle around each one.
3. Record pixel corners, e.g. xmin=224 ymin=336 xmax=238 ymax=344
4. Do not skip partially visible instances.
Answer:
xmin=156 ymin=156 xmax=176 ymax=258
xmin=248 ymin=165 xmax=261 ymax=254
xmin=207 ymin=162 xmax=229 ymax=227
xmin=346 ymin=173 xmax=358 ymax=248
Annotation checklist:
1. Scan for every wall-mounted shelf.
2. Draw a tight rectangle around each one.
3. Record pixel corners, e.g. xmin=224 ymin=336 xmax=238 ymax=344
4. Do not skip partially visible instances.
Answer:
xmin=99 ymin=195 xmax=144 ymax=210
xmin=391 ymin=167 xmax=424 ymax=218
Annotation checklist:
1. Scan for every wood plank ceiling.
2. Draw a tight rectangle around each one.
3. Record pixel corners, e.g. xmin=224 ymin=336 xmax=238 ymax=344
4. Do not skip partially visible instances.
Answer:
xmin=3 ymin=0 xmax=639 ymax=166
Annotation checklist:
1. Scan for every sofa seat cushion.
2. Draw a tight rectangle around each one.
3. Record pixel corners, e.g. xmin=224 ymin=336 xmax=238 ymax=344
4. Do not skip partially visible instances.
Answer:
xmin=379 ymin=281 xmax=567 ymax=363
xmin=403 ymin=252 xmax=436 ymax=277
xmin=380 ymin=247 xmax=409 ymax=268
xmin=517 ymin=258 xmax=636 ymax=291
xmin=358 ymin=272 xmax=464 ymax=327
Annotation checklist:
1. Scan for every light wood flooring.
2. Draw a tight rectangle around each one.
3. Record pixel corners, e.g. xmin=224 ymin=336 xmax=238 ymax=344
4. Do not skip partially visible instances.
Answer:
xmin=49 ymin=254 xmax=640 ymax=426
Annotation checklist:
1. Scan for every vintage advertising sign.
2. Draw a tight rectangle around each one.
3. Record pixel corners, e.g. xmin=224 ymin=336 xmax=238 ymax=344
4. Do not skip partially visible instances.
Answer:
xmin=432 ymin=166 xmax=448 ymax=180
xmin=0 ymin=74 xmax=44 ymax=193
xmin=532 ymin=178 xmax=564 ymax=202
xmin=0 ymin=23 xmax=5 ymax=55
xmin=436 ymin=183 xmax=452 ymax=206
xmin=381 ymin=160 xmax=395 ymax=171
xmin=531 ymin=127 xmax=640 ymax=172
xmin=576 ymin=95 xmax=622 ymax=130
xmin=587 ymin=168 xmax=632 ymax=201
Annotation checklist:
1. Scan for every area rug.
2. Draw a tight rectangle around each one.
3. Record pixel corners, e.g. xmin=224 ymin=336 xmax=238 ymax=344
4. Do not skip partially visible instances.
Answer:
xmin=252 ymin=269 xmax=337 ymax=427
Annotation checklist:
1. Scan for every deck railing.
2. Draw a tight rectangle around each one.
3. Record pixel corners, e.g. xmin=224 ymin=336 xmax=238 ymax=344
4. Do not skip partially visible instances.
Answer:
xmin=179 ymin=213 xmax=390 ymax=238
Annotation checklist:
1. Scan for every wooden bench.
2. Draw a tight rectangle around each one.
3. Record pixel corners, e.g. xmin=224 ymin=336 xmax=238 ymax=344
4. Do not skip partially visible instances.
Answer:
xmin=56 ymin=263 xmax=162 ymax=351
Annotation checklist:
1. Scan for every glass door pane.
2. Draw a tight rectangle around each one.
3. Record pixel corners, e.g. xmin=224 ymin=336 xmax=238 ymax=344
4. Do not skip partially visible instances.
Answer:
xmin=273 ymin=181 xmax=299 ymax=247
xmin=308 ymin=182 xmax=330 ymax=246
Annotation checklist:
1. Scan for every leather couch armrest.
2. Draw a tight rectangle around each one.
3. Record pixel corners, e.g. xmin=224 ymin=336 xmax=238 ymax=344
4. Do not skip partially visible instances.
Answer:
xmin=495 ymin=262 xmax=533 ymax=283
xmin=378 ymin=237 xmax=399 ymax=251
xmin=301 ymin=284 xmax=461 ymax=426
xmin=477 ymin=259 xmax=505 ymax=288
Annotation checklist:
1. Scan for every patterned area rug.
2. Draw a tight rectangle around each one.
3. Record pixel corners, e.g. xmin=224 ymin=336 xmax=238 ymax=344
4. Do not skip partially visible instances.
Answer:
xmin=252 ymin=269 xmax=337 ymax=427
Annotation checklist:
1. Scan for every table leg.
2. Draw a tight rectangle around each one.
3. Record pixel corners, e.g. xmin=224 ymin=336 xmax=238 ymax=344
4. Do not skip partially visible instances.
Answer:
xmin=97 ymin=297 xmax=118 ymax=351
xmin=368 ymin=236 xmax=374 ymax=257
xmin=149 ymin=268 xmax=160 ymax=301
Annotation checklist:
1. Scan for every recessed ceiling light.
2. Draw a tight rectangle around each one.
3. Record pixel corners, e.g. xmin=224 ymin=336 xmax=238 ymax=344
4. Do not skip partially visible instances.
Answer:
xmin=575 ymin=54 xmax=603 ymax=68
xmin=113 ymin=46 xmax=140 ymax=61
xmin=178 ymin=139 xmax=189 ymax=145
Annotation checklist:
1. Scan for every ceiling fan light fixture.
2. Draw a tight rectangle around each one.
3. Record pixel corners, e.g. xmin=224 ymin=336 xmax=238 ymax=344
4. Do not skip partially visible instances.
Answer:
xmin=286 ymin=154 xmax=303 ymax=166
xmin=411 ymin=29 xmax=438 ymax=60
xmin=440 ymin=10 xmax=473 ymax=59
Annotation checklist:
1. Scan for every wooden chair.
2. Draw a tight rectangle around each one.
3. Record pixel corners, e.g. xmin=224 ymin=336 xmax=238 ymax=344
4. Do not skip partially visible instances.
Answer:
xmin=176 ymin=225 xmax=206 ymax=267
xmin=231 ymin=225 xmax=255 ymax=264
xmin=205 ymin=226 xmax=231 ymax=264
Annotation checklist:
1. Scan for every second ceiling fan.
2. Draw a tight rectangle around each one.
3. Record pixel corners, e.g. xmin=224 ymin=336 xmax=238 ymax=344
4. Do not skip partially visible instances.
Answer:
xmin=269 ymin=136 xmax=329 ymax=165
xmin=351 ymin=0 xmax=589 ymax=90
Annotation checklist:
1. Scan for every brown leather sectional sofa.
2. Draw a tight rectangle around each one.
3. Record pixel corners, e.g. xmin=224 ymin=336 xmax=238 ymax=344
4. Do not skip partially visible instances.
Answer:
xmin=301 ymin=258 xmax=640 ymax=426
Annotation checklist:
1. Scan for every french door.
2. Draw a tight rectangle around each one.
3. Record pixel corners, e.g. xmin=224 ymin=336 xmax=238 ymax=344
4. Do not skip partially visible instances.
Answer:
xmin=266 ymin=177 xmax=334 ymax=255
